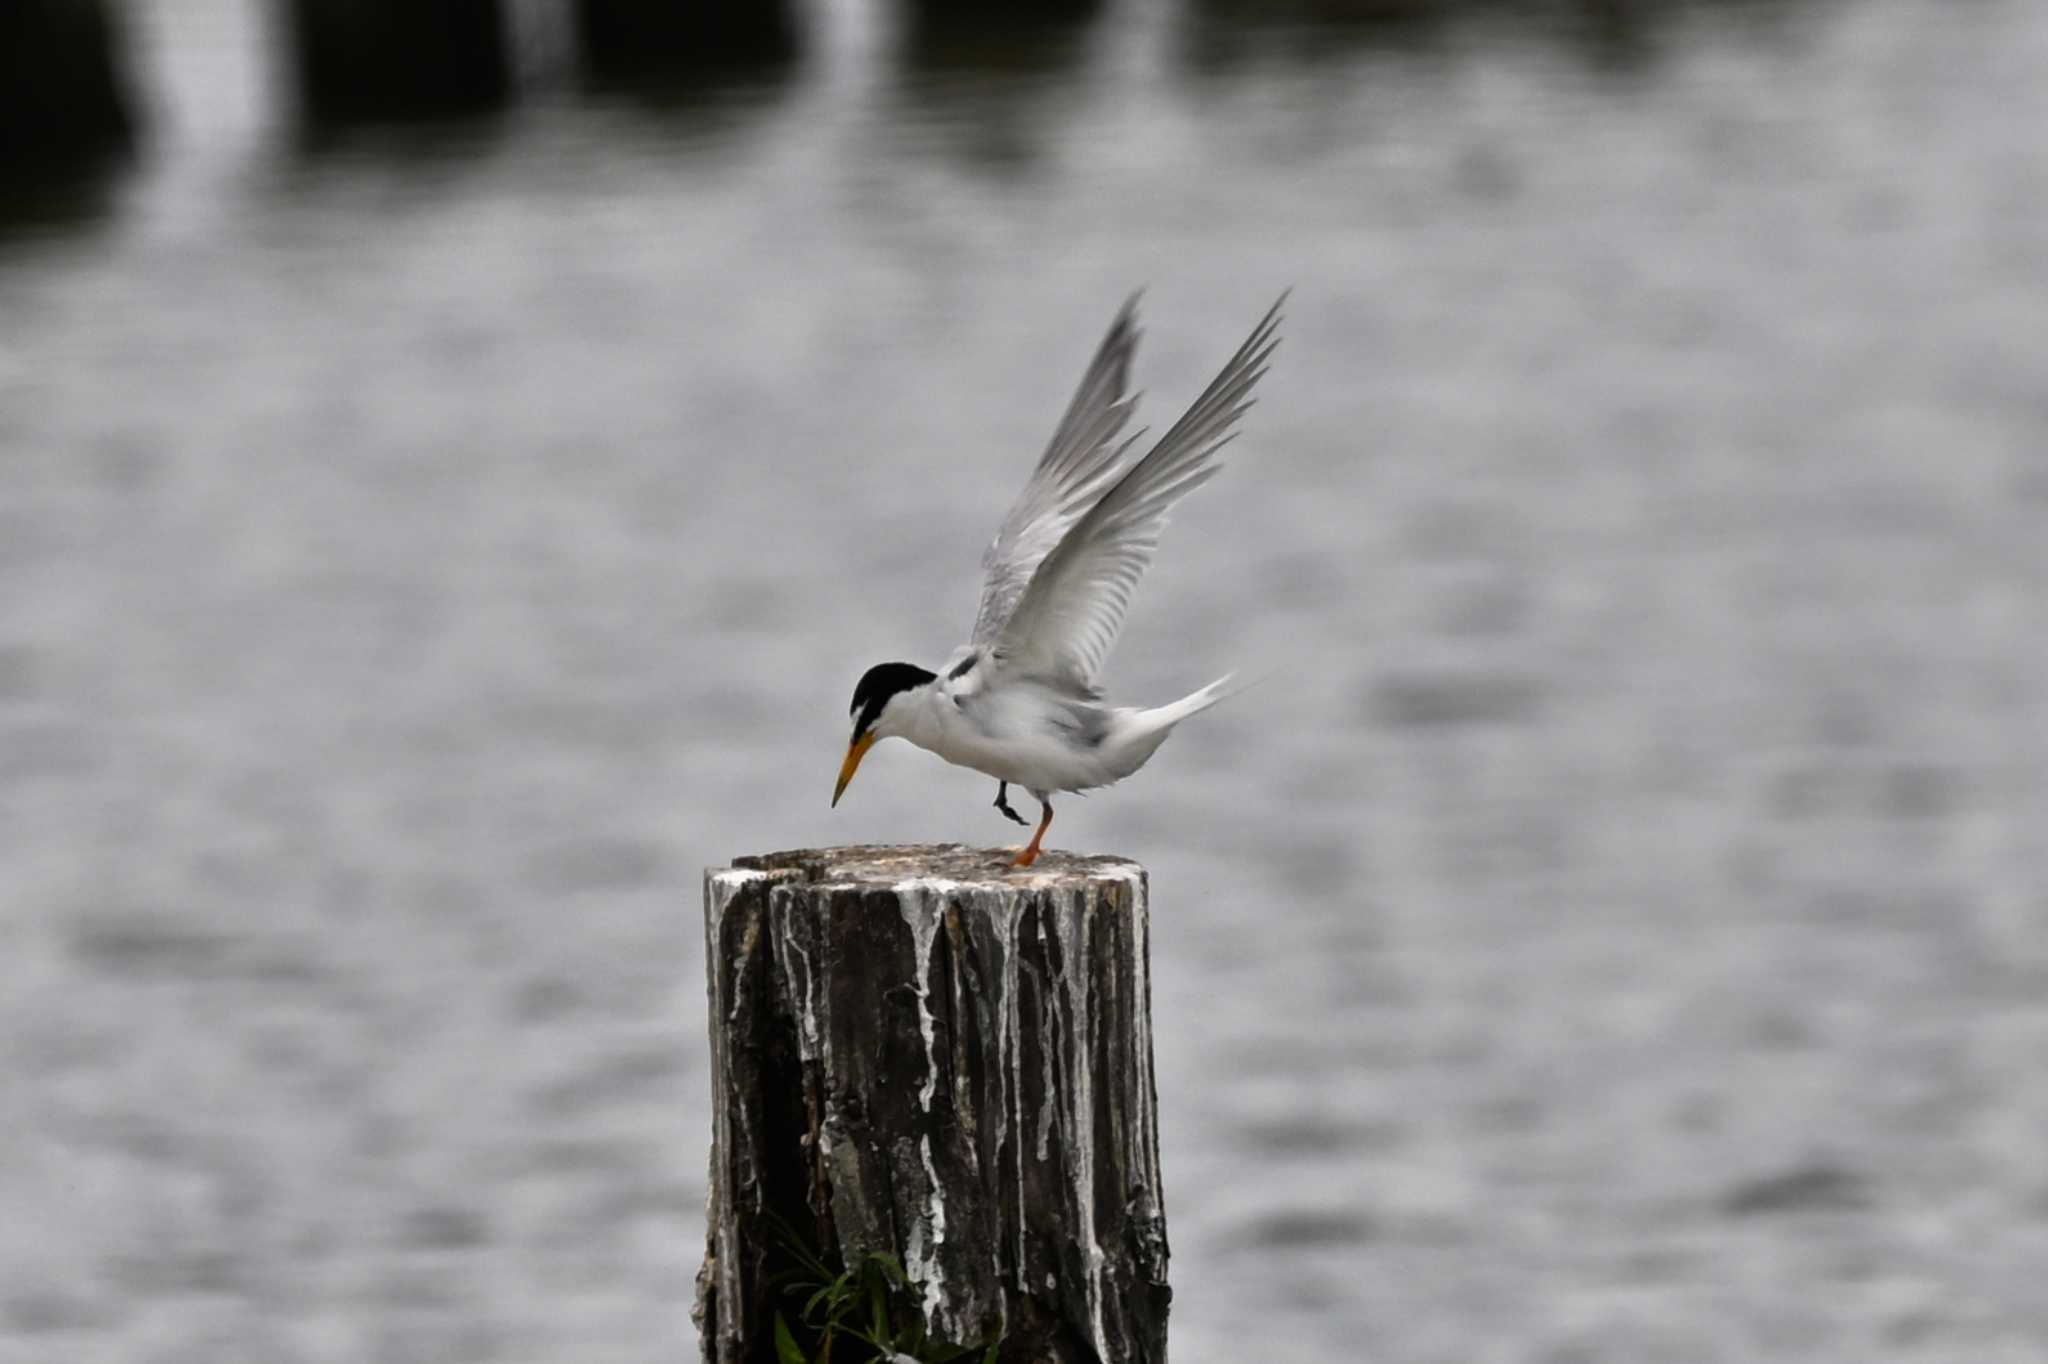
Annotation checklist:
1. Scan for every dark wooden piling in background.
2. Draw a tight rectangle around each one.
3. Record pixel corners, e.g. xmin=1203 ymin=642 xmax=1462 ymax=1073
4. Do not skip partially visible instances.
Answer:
xmin=282 ymin=0 xmax=510 ymax=124
xmin=697 ymin=846 xmax=1169 ymax=1364
xmin=902 ymin=0 xmax=1105 ymax=69
xmin=0 ymin=0 xmax=135 ymax=172
xmin=905 ymin=0 xmax=1105 ymax=25
xmin=574 ymin=0 xmax=799 ymax=86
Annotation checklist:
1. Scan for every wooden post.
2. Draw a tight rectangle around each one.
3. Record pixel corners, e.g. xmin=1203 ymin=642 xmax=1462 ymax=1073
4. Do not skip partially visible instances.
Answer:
xmin=697 ymin=845 xmax=1169 ymax=1364
xmin=282 ymin=0 xmax=510 ymax=124
xmin=902 ymin=0 xmax=1104 ymax=72
xmin=0 ymin=0 xmax=135 ymax=172
xmin=573 ymin=0 xmax=800 ymax=86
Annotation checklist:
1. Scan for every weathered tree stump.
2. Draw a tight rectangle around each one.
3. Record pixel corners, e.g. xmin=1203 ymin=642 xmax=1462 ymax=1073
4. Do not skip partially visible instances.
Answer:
xmin=696 ymin=845 xmax=1169 ymax=1364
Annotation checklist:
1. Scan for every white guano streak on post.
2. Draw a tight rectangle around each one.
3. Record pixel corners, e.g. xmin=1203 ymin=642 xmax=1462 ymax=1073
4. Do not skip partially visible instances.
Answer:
xmin=898 ymin=879 xmax=953 ymax=1331
xmin=1060 ymin=883 xmax=1111 ymax=1364
xmin=770 ymin=885 xmax=821 ymax=1063
xmin=707 ymin=869 xmax=767 ymax=1346
xmin=899 ymin=878 xmax=953 ymax=1112
xmin=1034 ymin=911 xmax=1059 ymax=1163
xmin=1009 ymin=902 xmax=1028 ymax=1291
xmin=990 ymin=895 xmax=1025 ymax=1293
xmin=706 ymin=867 xmax=766 ymax=943
xmin=1110 ymin=866 xmax=1161 ymax=1208
xmin=919 ymin=1132 xmax=948 ymax=1320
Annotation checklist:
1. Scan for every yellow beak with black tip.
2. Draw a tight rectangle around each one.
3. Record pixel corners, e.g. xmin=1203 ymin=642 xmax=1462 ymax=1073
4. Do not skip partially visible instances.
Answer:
xmin=832 ymin=732 xmax=877 ymax=807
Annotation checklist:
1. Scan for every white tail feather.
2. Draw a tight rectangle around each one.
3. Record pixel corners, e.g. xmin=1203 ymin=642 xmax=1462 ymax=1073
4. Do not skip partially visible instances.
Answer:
xmin=1139 ymin=673 xmax=1241 ymax=731
xmin=1099 ymin=674 xmax=1242 ymax=782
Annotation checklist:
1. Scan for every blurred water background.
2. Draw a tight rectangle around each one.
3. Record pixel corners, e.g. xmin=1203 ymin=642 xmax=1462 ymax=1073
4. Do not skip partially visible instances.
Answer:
xmin=3 ymin=0 xmax=2047 ymax=1360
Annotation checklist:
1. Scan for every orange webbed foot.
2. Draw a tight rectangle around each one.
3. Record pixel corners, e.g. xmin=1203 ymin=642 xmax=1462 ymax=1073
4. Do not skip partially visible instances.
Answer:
xmin=1009 ymin=797 xmax=1053 ymax=869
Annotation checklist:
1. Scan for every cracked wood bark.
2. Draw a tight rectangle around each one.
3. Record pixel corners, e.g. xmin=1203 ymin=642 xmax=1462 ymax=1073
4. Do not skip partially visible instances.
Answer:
xmin=695 ymin=845 xmax=1169 ymax=1364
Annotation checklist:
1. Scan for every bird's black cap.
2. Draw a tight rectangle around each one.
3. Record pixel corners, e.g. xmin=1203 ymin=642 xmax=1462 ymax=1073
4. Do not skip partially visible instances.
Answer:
xmin=849 ymin=661 xmax=935 ymax=738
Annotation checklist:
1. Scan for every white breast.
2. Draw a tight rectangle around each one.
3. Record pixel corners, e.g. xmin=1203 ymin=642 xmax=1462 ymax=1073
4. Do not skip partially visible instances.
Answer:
xmin=902 ymin=675 xmax=1124 ymax=795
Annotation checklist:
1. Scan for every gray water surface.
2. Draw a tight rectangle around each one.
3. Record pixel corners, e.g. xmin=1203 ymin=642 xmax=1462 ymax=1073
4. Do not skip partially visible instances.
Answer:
xmin=3 ymin=1 xmax=2046 ymax=1360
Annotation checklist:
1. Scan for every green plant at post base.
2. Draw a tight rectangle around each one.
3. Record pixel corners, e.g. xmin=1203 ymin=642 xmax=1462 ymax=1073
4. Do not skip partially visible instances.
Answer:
xmin=765 ymin=1212 xmax=1001 ymax=1364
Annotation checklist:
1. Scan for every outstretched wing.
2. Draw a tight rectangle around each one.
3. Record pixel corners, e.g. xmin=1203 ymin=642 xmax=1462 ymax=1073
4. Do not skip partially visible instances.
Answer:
xmin=969 ymin=295 xmax=1146 ymax=648
xmin=989 ymin=294 xmax=1285 ymax=692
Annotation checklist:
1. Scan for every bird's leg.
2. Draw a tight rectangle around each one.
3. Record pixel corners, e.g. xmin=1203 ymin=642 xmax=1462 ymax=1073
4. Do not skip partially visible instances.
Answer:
xmin=993 ymin=781 xmax=1029 ymax=827
xmin=1011 ymin=797 xmax=1053 ymax=868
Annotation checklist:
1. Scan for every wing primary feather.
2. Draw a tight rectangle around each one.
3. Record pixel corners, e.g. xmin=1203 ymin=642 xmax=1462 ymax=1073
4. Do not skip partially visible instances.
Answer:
xmin=1037 ymin=292 xmax=1141 ymax=470
xmin=990 ymin=294 xmax=1287 ymax=689
xmin=969 ymin=295 xmax=1149 ymax=646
